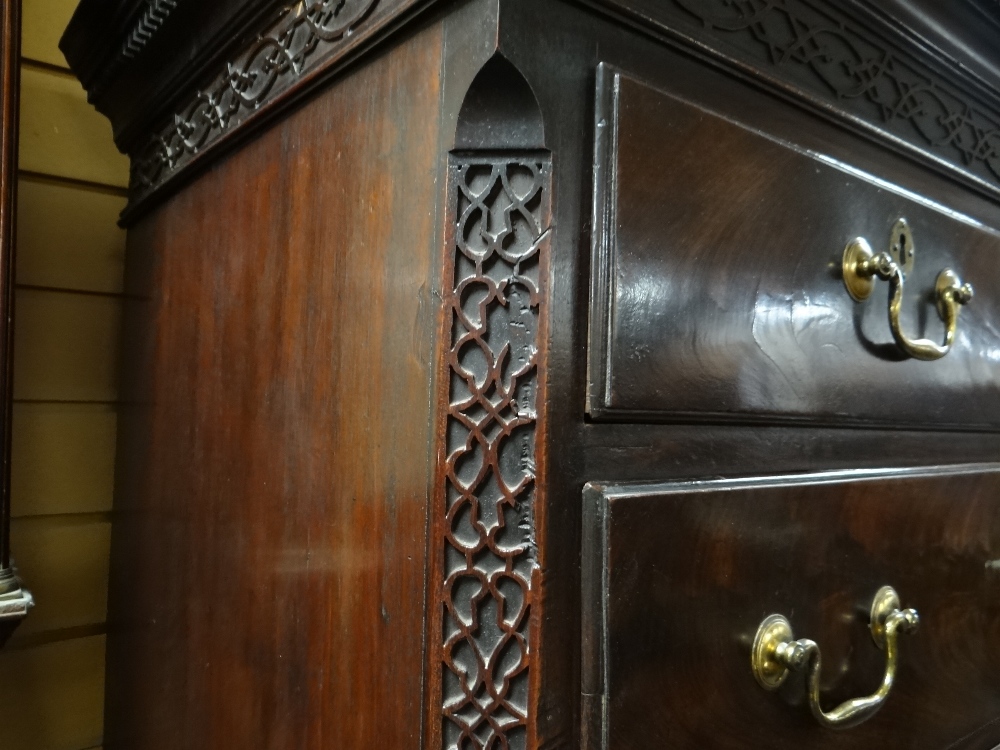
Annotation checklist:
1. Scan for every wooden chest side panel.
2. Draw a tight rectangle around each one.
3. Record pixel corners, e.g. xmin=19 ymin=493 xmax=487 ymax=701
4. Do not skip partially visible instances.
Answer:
xmin=104 ymin=21 xmax=445 ymax=750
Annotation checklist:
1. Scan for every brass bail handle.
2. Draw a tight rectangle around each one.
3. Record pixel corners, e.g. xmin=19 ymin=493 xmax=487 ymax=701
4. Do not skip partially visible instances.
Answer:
xmin=843 ymin=218 xmax=973 ymax=361
xmin=751 ymin=586 xmax=920 ymax=729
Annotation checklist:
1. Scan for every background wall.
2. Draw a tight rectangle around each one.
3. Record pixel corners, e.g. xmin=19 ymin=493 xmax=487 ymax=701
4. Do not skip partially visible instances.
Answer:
xmin=0 ymin=0 xmax=128 ymax=748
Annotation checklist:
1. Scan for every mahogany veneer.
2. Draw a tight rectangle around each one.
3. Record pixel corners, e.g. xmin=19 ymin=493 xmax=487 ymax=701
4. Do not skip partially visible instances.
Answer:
xmin=60 ymin=0 xmax=1000 ymax=748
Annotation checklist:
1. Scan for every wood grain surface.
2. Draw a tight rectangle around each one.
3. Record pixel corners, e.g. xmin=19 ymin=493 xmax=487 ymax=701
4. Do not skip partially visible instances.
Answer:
xmin=589 ymin=70 xmax=1000 ymax=428
xmin=104 ymin=18 xmax=446 ymax=750
xmin=56 ymin=1 xmax=1000 ymax=749
xmin=585 ymin=467 xmax=1000 ymax=749
xmin=0 ymin=0 xmax=21 ymax=580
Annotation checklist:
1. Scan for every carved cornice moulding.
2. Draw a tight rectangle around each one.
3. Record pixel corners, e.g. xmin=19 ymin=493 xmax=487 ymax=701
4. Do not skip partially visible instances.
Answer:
xmin=112 ymin=0 xmax=1000 ymax=218
xmin=77 ymin=0 xmax=183 ymax=111
xmin=119 ymin=0 xmax=430 ymax=221
xmin=586 ymin=0 xmax=1000 ymax=202
xmin=121 ymin=0 xmax=180 ymax=60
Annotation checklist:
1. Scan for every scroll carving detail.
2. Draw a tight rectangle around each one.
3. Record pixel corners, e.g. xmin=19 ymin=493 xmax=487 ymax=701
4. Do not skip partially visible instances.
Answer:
xmin=439 ymin=157 xmax=550 ymax=750
xmin=129 ymin=0 xmax=378 ymax=207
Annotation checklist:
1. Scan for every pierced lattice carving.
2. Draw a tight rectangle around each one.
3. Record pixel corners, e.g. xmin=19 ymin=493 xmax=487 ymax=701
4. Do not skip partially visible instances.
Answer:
xmin=128 ymin=0 xmax=378 ymax=208
xmin=671 ymin=0 xmax=1000 ymax=193
xmin=439 ymin=156 xmax=550 ymax=750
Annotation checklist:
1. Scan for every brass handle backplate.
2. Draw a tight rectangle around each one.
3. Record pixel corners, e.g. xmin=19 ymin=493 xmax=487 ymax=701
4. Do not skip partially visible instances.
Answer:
xmin=843 ymin=218 xmax=973 ymax=361
xmin=751 ymin=586 xmax=919 ymax=729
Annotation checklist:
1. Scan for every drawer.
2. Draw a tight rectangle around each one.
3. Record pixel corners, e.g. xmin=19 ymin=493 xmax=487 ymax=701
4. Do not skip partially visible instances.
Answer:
xmin=581 ymin=466 xmax=1000 ymax=749
xmin=587 ymin=66 xmax=1000 ymax=428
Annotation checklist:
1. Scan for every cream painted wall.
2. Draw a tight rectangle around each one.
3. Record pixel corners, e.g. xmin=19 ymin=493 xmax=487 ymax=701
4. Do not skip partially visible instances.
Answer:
xmin=0 ymin=1 xmax=129 ymax=748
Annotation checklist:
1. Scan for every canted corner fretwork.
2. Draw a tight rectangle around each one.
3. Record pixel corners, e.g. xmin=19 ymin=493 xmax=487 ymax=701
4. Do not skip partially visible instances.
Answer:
xmin=438 ymin=155 xmax=551 ymax=750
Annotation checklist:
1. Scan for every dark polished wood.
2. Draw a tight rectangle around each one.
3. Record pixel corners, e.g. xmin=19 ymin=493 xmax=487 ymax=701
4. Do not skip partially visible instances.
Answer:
xmin=62 ymin=0 xmax=439 ymax=219
xmin=865 ymin=0 xmax=1000 ymax=87
xmin=0 ymin=0 xmax=31 ymax=647
xmin=105 ymin=21 xmax=446 ymax=748
xmin=589 ymin=68 xmax=1000 ymax=428
xmin=582 ymin=0 xmax=1000 ymax=202
xmin=59 ymin=0 xmax=1000 ymax=747
xmin=584 ymin=466 xmax=1000 ymax=749
xmin=61 ymin=0 xmax=284 ymax=141
xmin=0 ymin=0 xmax=19 ymax=575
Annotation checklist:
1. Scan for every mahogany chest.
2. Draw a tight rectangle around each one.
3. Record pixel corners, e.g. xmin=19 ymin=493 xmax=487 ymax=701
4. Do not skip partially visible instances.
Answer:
xmin=61 ymin=1 xmax=1000 ymax=747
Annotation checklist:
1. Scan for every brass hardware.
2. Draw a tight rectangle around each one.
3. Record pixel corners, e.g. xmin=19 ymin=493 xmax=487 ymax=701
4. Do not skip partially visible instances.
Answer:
xmin=842 ymin=218 xmax=973 ymax=360
xmin=751 ymin=586 xmax=919 ymax=729
xmin=751 ymin=614 xmax=797 ymax=690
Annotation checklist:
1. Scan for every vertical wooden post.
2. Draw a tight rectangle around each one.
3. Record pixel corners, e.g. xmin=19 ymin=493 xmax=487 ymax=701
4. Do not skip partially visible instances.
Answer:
xmin=0 ymin=0 xmax=32 ymax=646
xmin=431 ymin=53 xmax=551 ymax=750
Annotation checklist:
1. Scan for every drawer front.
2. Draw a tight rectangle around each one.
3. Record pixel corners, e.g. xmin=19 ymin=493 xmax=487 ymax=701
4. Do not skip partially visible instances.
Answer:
xmin=582 ymin=466 xmax=1000 ymax=749
xmin=587 ymin=66 xmax=1000 ymax=428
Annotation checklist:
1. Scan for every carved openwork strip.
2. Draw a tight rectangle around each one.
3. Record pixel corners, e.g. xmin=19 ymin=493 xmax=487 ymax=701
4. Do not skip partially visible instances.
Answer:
xmin=674 ymin=0 xmax=1000 ymax=192
xmin=439 ymin=156 xmax=550 ymax=750
xmin=591 ymin=0 xmax=1000 ymax=197
xmin=127 ymin=0 xmax=378 ymax=211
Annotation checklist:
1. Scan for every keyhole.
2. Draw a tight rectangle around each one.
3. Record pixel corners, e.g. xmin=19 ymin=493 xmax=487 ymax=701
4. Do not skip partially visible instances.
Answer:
xmin=895 ymin=230 xmax=913 ymax=272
